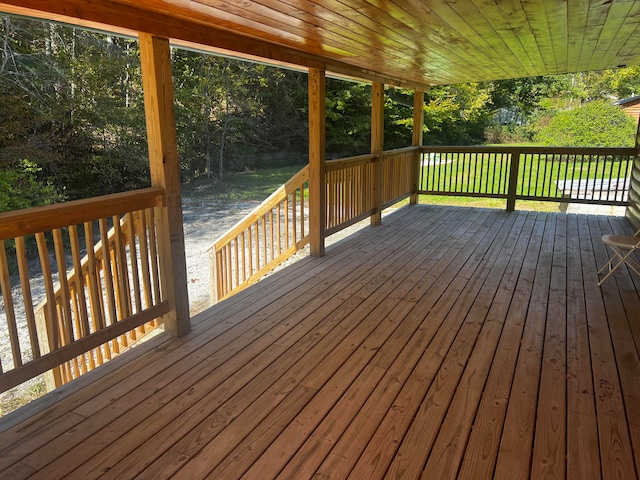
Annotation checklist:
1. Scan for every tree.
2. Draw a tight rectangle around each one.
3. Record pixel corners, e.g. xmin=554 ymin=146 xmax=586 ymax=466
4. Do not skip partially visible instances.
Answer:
xmin=324 ymin=79 xmax=372 ymax=156
xmin=607 ymin=65 xmax=640 ymax=98
xmin=491 ymin=76 xmax=567 ymax=121
xmin=0 ymin=15 xmax=149 ymax=201
xmin=421 ymin=83 xmax=495 ymax=145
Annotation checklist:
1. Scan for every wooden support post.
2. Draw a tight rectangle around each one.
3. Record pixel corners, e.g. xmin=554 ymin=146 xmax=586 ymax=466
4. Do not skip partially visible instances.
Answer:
xmin=308 ymin=68 xmax=326 ymax=257
xmin=411 ymin=90 xmax=425 ymax=205
xmin=371 ymin=82 xmax=384 ymax=226
xmin=139 ymin=33 xmax=190 ymax=337
xmin=506 ymin=148 xmax=521 ymax=212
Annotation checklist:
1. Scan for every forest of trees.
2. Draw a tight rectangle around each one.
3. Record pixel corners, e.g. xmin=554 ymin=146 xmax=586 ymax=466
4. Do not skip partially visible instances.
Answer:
xmin=1 ymin=14 xmax=639 ymax=212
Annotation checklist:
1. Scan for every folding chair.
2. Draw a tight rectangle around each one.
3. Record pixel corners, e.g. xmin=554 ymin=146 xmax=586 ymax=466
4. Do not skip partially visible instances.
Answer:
xmin=597 ymin=227 xmax=640 ymax=286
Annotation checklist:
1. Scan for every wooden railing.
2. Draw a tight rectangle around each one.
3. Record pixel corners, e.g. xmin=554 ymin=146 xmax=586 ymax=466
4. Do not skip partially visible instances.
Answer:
xmin=0 ymin=188 xmax=169 ymax=393
xmin=419 ymin=146 xmax=637 ymax=210
xmin=210 ymin=145 xmax=638 ymax=303
xmin=382 ymin=146 xmax=417 ymax=207
xmin=209 ymin=166 xmax=310 ymax=303
xmin=210 ymin=147 xmax=420 ymax=302
xmin=325 ymin=154 xmax=376 ymax=235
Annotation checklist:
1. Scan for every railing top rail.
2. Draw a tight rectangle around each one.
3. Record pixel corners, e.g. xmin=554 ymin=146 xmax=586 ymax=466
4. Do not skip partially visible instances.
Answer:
xmin=209 ymin=165 xmax=309 ymax=251
xmin=325 ymin=153 xmax=376 ymax=171
xmin=383 ymin=146 xmax=420 ymax=156
xmin=0 ymin=187 xmax=165 ymax=240
xmin=324 ymin=147 xmax=419 ymax=172
xmin=420 ymin=145 xmax=637 ymax=155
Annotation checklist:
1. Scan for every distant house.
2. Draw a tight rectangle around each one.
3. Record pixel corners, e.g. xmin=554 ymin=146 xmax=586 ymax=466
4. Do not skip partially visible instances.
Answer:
xmin=614 ymin=94 xmax=640 ymax=121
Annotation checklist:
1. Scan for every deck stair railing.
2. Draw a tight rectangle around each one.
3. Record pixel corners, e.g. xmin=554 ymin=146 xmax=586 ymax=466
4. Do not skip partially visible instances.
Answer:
xmin=208 ymin=166 xmax=310 ymax=303
xmin=210 ymin=147 xmax=417 ymax=303
xmin=0 ymin=188 xmax=169 ymax=393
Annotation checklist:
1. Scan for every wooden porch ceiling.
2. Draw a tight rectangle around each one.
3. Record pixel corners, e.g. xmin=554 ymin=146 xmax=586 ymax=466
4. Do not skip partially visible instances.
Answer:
xmin=1 ymin=205 xmax=639 ymax=479
xmin=1 ymin=1 xmax=640 ymax=90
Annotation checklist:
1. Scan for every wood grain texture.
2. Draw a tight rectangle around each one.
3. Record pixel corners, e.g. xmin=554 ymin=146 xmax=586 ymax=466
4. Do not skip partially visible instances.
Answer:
xmin=308 ymin=68 xmax=326 ymax=257
xmin=139 ymin=33 xmax=190 ymax=337
xmin=1 ymin=206 xmax=639 ymax=480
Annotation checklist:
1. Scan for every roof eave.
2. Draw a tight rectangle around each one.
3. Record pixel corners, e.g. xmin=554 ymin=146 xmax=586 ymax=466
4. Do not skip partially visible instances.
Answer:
xmin=0 ymin=0 xmax=432 ymax=91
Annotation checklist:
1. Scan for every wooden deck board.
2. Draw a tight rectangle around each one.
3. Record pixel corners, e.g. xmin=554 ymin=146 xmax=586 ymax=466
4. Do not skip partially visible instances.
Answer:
xmin=494 ymin=212 xmax=556 ymax=480
xmin=585 ymin=215 xmax=637 ymax=479
xmin=565 ymin=214 xmax=600 ymax=480
xmin=0 ymin=205 xmax=638 ymax=480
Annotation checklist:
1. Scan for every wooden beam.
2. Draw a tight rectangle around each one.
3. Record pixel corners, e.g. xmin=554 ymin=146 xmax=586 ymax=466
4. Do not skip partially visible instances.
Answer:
xmin=371 ymin=82 xmax=384 ymax=226
xmin=410 ymin=90 xmax=425 ymax=205
xmin=308 ymin=68 xmax=326 ymax=257
xmin=139 ymin=33 xmax=190 ymax=337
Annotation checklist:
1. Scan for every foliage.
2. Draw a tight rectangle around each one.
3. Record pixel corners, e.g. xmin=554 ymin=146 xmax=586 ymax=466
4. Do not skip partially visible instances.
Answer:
xmin=325 ymin=80 xmax=372 ymax=156
xmin=422 ymin=83 xmax=495 ymax=145
xmin=0 ymin=16 xmax=149 ymax=204
xmin=560 ymin=68 xmax=640 ymax=103
xmin=0 ymin=159 xmax=61 ymax=212
xmin=491 ymin=76 xmax=568 ymax=121
xmin=536 ymin=101 xmax=637 ymax=147
xmin=608 ymin=65 xmax=640 ymax=98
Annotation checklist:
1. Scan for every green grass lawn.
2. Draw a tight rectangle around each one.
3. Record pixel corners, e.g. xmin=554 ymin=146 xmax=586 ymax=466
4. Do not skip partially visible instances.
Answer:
xmin=415 ymin=195 xmax=560 ymax=212
xmin=180 ymin=163 xmax=563 ymax=213
xmin=182 ymin=165 xmax=305 ymax=203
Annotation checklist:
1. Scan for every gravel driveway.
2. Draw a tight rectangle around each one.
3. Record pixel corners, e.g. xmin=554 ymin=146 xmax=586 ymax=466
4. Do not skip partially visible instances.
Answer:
xmin=181 ymin=198 xmax=261 ymax=312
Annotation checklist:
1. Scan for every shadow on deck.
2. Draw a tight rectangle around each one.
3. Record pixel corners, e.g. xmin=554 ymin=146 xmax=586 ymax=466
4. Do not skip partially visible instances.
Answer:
xmin=1 ymin=204 xmax=639 ymax=479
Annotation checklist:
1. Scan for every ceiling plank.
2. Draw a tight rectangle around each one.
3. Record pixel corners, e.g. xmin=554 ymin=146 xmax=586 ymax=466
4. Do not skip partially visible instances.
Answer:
xmin=0 ymin=0 xmax=432 ymax=89
xmin=1 ymin=0 xmax=640 ymax=88
xmin=589 ymin=1 xmax=638 ymax=71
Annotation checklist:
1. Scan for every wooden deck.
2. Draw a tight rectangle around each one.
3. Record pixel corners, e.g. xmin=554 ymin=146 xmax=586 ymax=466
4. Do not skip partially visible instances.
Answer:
xmin=1 ymin=205 xmax=639 ymax=480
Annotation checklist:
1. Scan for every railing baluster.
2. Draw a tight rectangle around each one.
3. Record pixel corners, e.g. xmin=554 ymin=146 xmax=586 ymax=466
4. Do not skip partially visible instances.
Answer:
xmin=137 ymin=212 xmax=152 ymax=311
xmin=127 ymin=213 xmax=142 ymax=316
xmin=98 ymin=219 xmax=118 ymax=356
xmin=68 ymin=225 xmax=91 ymax=341
xmin=0 ymin=189 xmax=168 ymax=393
xmin=112 ymin=216 xmax=131 ymax=326
xmin=233 ymin=238 xmax=239 ymax=289
xmin=52 ymin=228 xmax=75 ymax=351
xmin=284 ymin=196 xmax=290 ymax=251
xmin=35 ymin=232 xmax=60 ymax=352
xmin=69 ymin=225 xmax=93 ymax=372
xmin=0 ymin=241 xmax=22 ymax=368
xmin=83 ymin=221 xmax=104 ymax=365
xmin=248 ymin=226 xmax=254 ymax=276
xmin=15 ymin=236 xmax=40 ymax=359
xmin=239 ymin=232 xmax=245 ymax=283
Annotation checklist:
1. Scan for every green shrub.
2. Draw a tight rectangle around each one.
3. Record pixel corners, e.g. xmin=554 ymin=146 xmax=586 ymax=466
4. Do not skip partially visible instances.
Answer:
xmin=536 ymin=101 xmax=636 ymax=147
xmin=0 ymin=160 xmax=62 ymax=212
